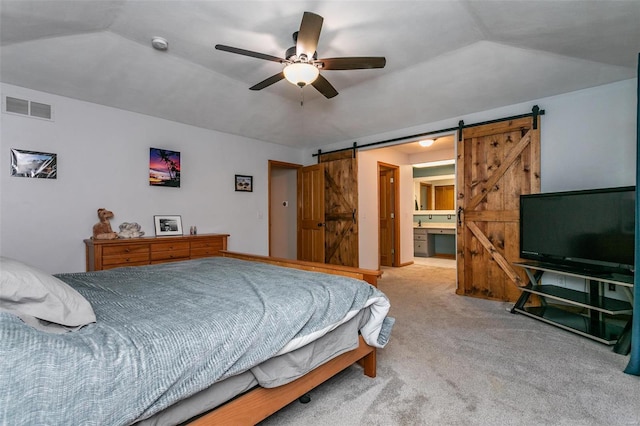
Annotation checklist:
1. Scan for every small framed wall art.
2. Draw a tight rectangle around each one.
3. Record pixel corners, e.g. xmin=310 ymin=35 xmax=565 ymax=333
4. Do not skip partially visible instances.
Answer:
xmin=10 ymin=148 xmax=57 ymax=179
xmin=149 ymin=148 xmax=181 ymax=187
xmin=154 ymin=215 xmax=183 ymax=236
xmin=235 ymin=175 xmax=253 ymax=192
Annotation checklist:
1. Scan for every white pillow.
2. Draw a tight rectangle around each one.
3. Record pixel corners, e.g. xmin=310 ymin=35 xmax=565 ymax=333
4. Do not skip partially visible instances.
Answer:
xmin=0 ymin=257 xmax=96 ymax=332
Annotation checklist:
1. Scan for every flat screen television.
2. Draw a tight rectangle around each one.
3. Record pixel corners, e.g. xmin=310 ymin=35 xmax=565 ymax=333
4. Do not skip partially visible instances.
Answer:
xmin=519 ymin=186 xmax=635 ymax=275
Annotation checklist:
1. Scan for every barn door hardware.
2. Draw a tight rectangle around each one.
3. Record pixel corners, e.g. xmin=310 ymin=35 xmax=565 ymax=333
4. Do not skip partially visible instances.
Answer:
xmin=532 ymin=105 xmax=541 ymax=129
xmin=311 ymin=107 xmax=544 ymax=158
xmin=458 ymin=120 xmax=464 ymax=142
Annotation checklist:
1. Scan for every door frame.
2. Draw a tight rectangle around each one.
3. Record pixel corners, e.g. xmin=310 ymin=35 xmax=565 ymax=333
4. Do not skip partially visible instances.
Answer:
xmin=268 ymin=160 xmax=302 ymax=258
xmin=378 ymin=162 xmax=400 ymax=268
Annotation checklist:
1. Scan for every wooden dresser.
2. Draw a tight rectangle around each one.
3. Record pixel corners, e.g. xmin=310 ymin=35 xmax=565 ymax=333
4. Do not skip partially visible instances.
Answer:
xmin=84 ymin=233 xmax=229 ymax=271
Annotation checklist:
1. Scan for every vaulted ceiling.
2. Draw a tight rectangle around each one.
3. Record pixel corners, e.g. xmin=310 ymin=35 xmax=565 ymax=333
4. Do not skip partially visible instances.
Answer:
xmin=1 ymin=1 xmax=639 ymax=149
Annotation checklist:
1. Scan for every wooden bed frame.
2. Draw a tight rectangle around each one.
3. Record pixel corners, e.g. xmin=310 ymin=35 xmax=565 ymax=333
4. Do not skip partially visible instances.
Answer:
xmin=186 ymin=251 xmax=383 ymax=425
xmin=221 ymin=251 xmax=382 ymax=287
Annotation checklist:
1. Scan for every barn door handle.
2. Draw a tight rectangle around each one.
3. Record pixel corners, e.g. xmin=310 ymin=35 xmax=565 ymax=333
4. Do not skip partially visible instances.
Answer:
xmin=352 ymin=209 xmax=357 ymax=224
xmin=457 ymin=206 xmax=463 ymax=227
xmin=317 ymin=223 xmax=325 ymax=227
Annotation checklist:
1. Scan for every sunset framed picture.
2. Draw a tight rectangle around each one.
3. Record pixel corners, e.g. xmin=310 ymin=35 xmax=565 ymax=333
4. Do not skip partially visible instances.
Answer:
xmin=149 ymin=148 xmax=180 ymax=187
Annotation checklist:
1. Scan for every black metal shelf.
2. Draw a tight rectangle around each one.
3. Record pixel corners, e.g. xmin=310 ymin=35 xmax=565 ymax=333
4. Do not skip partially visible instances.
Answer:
xmin=514 ymin=261 xmax=634 ymax=287
xmin=512 ymin=262 xmax=633 ymax=354
xmin=513 ymin=305 xmax=628 ymax=345
xmin=519 ymin=285 xmax=632 ymax=315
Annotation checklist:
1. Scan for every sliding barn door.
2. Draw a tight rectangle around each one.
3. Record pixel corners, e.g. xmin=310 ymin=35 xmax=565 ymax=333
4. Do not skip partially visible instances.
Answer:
xmin=322 ymin=153 xmax=359 ymax=267
xmin=298 ymin=153 xmax=359 ymax=267
xmin=456 ymin=117 xmax=541 ymax=302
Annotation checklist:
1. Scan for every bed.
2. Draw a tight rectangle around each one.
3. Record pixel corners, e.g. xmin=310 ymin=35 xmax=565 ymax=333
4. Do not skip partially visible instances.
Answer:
xmin=0 ymin=251 xmax=394 ymax=425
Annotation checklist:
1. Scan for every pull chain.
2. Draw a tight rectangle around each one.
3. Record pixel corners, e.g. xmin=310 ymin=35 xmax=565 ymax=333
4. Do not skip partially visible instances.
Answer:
xmin=300 ymin=87 xmax=305 ymax=107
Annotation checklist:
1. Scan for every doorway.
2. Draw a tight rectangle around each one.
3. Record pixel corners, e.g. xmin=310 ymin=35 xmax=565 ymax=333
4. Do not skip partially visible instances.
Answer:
xmin=298 ymin=152 xmax=359 ymax=267
xmin=268 ymin=160 xmax=301 ymax=259
xmin=366 ymin=135 xmax=457 ymax=268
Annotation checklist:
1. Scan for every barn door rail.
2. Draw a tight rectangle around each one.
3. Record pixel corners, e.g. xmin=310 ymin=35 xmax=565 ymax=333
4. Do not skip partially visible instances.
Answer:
xmin=312 ymin=105 xmax=545 ymax=158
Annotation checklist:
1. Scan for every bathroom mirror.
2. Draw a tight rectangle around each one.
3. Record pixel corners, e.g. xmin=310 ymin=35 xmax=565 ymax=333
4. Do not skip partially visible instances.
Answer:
xmin=413 ymin=175 xmax=456 ymax=214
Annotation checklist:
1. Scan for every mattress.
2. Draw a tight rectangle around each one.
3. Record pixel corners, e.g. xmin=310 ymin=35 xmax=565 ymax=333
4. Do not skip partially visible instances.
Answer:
xmin=1 ymin=257 xmax=393 ymax=425
xmin=139 ymin=310 xmax=369 ymax=426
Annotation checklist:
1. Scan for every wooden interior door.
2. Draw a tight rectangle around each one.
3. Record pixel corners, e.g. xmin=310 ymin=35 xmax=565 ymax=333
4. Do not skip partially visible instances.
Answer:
xmin=435 ymin=185 xmax=455 ymax=210
xmin=323 ymin=155 xmax=359 ymax=267
xmin=456 ymin=117 xmax=541 ymax=302
xmin=298 ymin=164 xmax=325 ymax=263
xmin=379 ymin=164 xmax=396 ymax=267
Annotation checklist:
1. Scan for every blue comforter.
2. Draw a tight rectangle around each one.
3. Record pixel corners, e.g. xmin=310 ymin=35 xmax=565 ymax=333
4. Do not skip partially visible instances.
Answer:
xmin=0 ymin=257 xmax=392 ymax=425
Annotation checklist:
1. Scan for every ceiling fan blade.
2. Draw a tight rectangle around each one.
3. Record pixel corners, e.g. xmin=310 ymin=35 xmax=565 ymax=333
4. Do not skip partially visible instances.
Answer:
xmin=296 ymin=12 xmax=323 ymax=59
xmin=317 ymin=57 xmax=386 ymax=70
xmin=311 ymin=74 xmax=338 ymax=99
xmin=215 ymin=44 xmax=284 ymax=63
xmin=249 ymin=72 xmax=285 ymax=91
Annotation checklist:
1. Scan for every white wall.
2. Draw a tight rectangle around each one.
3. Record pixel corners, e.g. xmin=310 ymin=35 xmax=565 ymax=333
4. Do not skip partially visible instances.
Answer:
xmin=308 ymin=79 xmax=638 ymax=270
xmin=0 ymin=83 xmax=304 ymax=273
xmin=3 ymin=79 xmax=636 ymax=273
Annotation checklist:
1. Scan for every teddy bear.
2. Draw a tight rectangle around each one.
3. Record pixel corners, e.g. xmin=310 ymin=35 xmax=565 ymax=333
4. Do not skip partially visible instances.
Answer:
xmin=117 ymin=222 xmax=145 ymax=239
xmin=92 ymin=208 xmax=119 ymax=240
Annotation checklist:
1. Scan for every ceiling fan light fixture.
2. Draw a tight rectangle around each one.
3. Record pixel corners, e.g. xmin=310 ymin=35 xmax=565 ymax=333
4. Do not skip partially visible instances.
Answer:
xmin=283 ymin=62 xmax=319 ymax=87
xmin=419 ymin=139 xmax=435 ymax=147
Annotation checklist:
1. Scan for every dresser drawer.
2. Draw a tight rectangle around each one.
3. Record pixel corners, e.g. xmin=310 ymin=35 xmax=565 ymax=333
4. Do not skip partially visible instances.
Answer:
xmin=102 ymin=244 xmax=149 ymax=256
xmin=150 ymin=241 xmax=190 ymax=261
xmin=102 ymin=253 xmax=150 ymax=266
xmin=191 ymin=238 xmax=225 ymax=258
xmin=151 ymin=241 xmax=190 ymax=252
xmin=151 ymin=249 xmax=190 ymax=261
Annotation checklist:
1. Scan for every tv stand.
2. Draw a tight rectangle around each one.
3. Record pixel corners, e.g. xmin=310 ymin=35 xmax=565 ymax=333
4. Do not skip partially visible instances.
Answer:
xmin=512 ymin=261 xmax=633 ymax=354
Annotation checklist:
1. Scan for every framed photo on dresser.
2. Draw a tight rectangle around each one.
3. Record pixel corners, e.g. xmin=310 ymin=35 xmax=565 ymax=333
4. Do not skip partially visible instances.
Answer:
xmin=154 ymin=215 xmax=183 ymax=236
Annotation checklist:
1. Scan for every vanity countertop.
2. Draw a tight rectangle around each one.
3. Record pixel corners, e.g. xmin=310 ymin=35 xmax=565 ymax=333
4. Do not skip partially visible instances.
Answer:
xmin=414 ymin=223 xmax=456 ymax=229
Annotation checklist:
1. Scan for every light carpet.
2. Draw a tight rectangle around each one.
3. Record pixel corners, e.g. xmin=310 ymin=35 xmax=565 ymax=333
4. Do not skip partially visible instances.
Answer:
xmin=259 ymin=263 xmax=639 ymax=425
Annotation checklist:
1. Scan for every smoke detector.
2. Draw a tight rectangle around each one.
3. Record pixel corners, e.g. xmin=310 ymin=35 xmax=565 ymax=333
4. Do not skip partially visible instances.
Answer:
xmin=151 ymin=37 xmax=169 ymax=51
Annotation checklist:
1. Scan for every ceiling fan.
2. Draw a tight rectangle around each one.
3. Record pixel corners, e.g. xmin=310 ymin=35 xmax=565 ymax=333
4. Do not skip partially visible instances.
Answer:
xmin=215 ymin=11 xmax=386 ymax=99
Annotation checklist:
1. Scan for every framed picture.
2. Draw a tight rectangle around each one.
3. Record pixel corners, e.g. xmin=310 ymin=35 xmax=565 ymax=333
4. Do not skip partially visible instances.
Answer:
xmin=149 ymin=148 xmax=180 ymax=187
xmin=154 ymin=215 xmax=183 ymax=236
xmin=10 ymin=148 xmax=57 ymax=179
xmin=235 ymin=175 xmax=253 ymax=192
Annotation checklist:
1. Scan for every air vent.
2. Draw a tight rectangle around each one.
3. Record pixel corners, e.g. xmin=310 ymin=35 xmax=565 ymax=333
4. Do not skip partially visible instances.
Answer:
xmin=6 ymin=96 xmax=28 ymax=115
xmin=4 ymin=96 xmax=53 ymax=120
